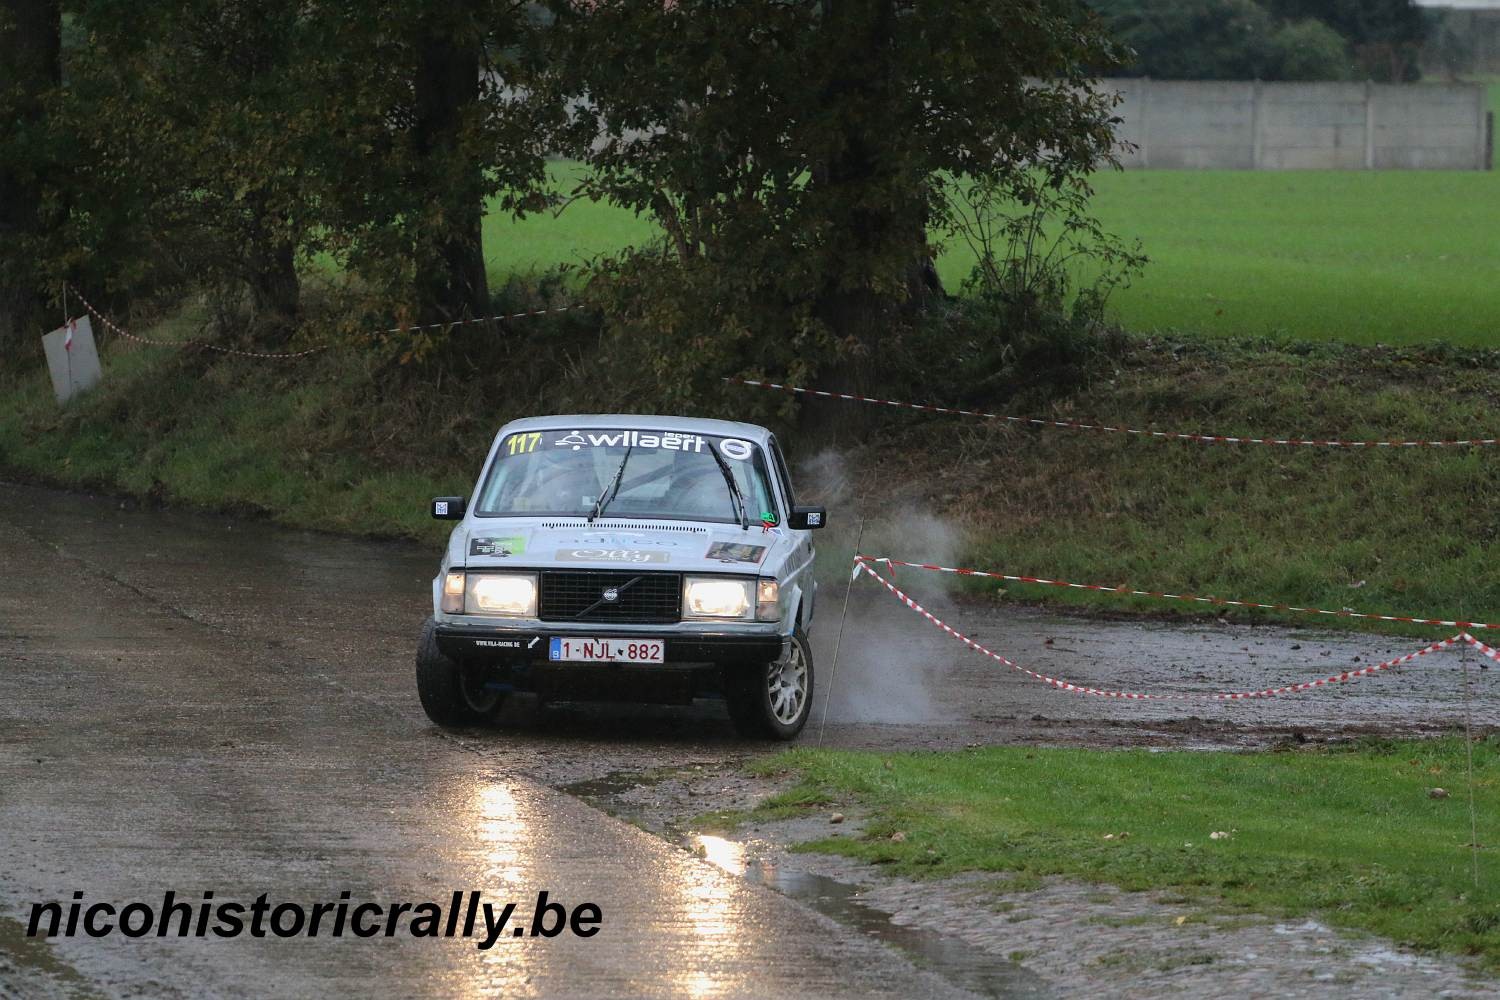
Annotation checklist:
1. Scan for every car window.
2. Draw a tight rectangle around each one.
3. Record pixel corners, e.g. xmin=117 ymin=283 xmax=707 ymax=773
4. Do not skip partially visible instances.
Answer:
xmin=475 ymin=428 xmax=780 ymax=524
xmin=768 ymin=436 xmax=796 ymax=508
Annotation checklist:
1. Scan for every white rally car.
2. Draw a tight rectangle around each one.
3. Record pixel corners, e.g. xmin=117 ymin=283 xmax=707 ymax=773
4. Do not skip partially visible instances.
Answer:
xmin=417 ymin=415 xmax=826 ymax=740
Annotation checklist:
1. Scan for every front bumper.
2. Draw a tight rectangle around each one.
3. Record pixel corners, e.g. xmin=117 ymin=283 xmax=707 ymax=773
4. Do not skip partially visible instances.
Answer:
xmin=432 ymin=622 xmax=785 ymax=705
xmin=433 ymin=623 xmax=784 ymax=666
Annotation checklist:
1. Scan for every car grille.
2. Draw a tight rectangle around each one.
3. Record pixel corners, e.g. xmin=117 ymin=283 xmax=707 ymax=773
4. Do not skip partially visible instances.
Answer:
xmin=538 ymin=570 xmax=682 ymax=624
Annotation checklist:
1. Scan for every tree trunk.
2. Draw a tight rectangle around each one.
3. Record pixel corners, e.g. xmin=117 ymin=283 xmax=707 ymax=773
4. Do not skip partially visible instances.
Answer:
xmin=412 ymin=9 xmax=488 ymax=323
xmin=0 ymin=0 xmax=61 ymax=351
xmin=805 ymin=0 xmax=938 ymax=440
xmin=246 ymin=238 xmax=300 ymax=343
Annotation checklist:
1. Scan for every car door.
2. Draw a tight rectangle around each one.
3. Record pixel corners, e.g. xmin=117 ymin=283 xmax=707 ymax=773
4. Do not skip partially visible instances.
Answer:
xmin=767 ymin=435 xmax=816 ymax=626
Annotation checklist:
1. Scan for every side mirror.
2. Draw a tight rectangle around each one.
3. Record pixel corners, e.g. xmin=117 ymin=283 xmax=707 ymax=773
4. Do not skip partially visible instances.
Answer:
xmin=431 ymin=496 xmax=467 ymax=520
xmin=788 ymin=505 xmax=827 ymax=530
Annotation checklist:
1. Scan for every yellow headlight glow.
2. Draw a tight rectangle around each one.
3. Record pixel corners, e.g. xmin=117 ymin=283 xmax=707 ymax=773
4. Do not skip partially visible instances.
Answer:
xmin=467 ymin=574 xmax=537 ymax=616
xmin=685 ymin=578 xmax=752 ymax=618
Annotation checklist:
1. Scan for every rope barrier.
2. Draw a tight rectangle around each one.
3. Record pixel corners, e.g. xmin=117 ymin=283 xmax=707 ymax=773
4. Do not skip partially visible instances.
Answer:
xmin=856 ymin=556 xmax=1500 ymax=632
xmin=727 ymin=376 xmax=1500 ymax=449
xmin=65 ymin=283 xmax=578 ymax=361
xmin=854 ymin=558 xmax=1500 ymax=701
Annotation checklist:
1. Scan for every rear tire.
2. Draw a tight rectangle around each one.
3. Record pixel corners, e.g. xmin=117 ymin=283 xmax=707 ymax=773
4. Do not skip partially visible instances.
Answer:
xmin=725 ymin=627 xmax=814 ymax=741
xmin=415 ymin=618 xmax=505 ymax=727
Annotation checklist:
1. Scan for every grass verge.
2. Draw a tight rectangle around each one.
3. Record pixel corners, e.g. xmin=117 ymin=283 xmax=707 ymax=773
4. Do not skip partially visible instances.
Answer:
xmin=749 ymin=739 xmax=1500 ymax=967
xmin=4 ymin=333 xmax=1500 ymax=636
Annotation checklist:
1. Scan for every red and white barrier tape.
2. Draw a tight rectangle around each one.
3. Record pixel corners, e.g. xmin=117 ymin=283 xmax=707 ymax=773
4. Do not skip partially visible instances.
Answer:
xmin=856 ymin=556 xmax=1499 ymax=632
xmin=70 ymin=286 xmax=330 ymax=359
xmin=374 ymin=305 xmax=581 ymax=336
xmin=67 ymin=284 xmax=577 ymax=360
xmin=726 ymin=376 xmax=1500 ymax=449
xmin=853 ymin=559 xmax=1500 ymax=700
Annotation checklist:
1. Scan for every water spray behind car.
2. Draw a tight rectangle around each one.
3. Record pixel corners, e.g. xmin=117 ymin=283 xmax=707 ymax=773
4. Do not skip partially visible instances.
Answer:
xmin=799 ymin=450 xmax=960 ymax=728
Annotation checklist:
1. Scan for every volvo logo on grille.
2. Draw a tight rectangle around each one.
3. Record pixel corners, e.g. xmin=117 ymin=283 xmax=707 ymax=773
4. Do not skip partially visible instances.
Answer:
xmin=601 ymin=587 xmax=620 ymax=603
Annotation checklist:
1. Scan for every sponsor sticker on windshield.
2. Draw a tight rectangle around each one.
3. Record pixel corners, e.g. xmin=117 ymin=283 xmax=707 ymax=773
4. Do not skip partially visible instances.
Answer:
xmin=705 ymin=542 xmax=768 ymax=564
xmin=718 ymin=438 xmax=753 ymax=461
xmin=553 ymin=430 xmax=706 ymax=452
xmin=470 ymin=536 xmax=526 ymax=557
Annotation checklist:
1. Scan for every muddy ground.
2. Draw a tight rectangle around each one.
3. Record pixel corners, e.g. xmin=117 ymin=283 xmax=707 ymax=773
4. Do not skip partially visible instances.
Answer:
xmin=2 ymin=481 xmax=1495 ymax=998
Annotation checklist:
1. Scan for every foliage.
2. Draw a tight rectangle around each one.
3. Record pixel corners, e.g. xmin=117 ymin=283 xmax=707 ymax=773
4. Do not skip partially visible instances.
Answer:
xmin=315 ymin=0 xmax=559 ymax=330
xmin=32 ymin=1 xmax=557 ymax=351
xmin=1269 ymin=17 xmax=1355 ymax=81
xmin=543 ymin=0 xmax=1127 ymax=389
xmin=0 ymin=0 xmax=62 ymax=349
xmin=938 ymin=171 xmax=1145 ymax=383
xmin=1098 ymin=0 xmax=1354 ymax=81
xmin=56 ymin=0 xmax=358 ymax=341
xmin=1267 ymin=0 xmax=1430 ymax=81
xmin=579 ymin=248 xmax=832 ymax=418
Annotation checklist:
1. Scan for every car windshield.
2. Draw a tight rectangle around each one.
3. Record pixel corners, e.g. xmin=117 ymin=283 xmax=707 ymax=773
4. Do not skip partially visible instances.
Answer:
xmin=475 ymin=427 xmax=779 ymax=525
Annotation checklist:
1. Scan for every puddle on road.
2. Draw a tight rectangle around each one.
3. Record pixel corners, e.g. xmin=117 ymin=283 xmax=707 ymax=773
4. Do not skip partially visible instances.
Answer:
xmin=565 ymin=770 xmax=1050 ymax=997
xmin=688 ymin=834 xmax=1051 ymax=999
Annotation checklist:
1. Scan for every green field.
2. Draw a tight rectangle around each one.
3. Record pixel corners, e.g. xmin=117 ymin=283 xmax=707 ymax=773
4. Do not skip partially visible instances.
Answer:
xmin=487 ymin=166 xmax=1500 ymax=346
xmin=488 ymin=81 xmax=1500 ymax=347
xmin=749 ymin=739 xmax=1500 ymax=967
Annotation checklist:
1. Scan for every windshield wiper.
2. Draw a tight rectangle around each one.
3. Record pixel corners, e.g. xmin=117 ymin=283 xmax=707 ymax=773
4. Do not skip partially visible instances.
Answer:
xmin=708 ymin=444 xmax=750 ymax=531
xmin=590 ymin=446 xmax=632 ymax=523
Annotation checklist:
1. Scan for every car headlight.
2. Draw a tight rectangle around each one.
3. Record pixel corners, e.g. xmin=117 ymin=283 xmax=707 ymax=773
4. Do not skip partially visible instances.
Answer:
xmin=463 ymin=572 xmax=537 ymax=617
xmin=684 ymin=577 xmax=752 ymax=619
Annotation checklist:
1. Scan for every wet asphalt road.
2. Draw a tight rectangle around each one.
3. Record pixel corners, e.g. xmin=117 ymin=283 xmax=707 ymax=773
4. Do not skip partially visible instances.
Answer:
xmin=0 ymin=484 xmax=974 ymax=999
xmin=2 ymin=482 xmax=1495 ymax=998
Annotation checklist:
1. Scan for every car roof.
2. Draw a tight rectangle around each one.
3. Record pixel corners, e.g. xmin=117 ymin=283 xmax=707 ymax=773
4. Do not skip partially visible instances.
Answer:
xmin=496 ymin=414 xmax=775 ymax=443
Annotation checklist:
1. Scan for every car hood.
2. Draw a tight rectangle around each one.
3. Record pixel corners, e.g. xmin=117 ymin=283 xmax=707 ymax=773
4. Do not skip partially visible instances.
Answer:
xmin=456 ymin=519 xmax=790 ymax=575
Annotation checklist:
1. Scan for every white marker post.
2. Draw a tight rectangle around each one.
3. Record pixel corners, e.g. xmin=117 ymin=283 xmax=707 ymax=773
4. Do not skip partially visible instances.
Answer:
xmin=42 ymin=315 xmax=102 ymax=404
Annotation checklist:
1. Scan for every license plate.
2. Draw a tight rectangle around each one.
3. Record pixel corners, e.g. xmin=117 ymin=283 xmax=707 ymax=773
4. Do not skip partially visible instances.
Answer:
xmin=548 ymin=637 xmax=665 ymax=664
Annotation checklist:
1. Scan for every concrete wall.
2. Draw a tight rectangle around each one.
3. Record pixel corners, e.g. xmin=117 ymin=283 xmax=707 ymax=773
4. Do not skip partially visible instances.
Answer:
xmin=1105 ymin=79 xmax=1490 ymax=170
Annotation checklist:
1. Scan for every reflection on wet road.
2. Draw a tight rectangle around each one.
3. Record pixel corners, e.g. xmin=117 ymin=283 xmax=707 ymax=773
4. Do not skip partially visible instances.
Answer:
xmin=0 ymin=484 xmax=976 ymax=998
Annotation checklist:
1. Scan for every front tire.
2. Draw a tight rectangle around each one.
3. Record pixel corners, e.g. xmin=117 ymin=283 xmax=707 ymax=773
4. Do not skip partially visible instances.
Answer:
xmin=415 ymin=618 xmax=505 ymax=727
xmin=725 ymin=627 xmax=814 ymax=741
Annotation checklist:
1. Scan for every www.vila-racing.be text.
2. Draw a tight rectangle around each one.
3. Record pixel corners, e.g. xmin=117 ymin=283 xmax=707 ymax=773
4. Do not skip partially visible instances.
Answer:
xmin=26 ymin=891 xmax=602 ymax=950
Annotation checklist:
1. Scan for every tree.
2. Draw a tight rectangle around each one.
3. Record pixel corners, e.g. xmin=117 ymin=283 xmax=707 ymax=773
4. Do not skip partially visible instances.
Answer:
xmin=53 ymin=1 xmax=553 ymax=344
xmin=1097 ymin=0 xmax=1352 ymax=81
xmin=61 ymin=0 xmax=352 ymax=341
xmin=1272 ymin=18 xmax=1353 ymax=81
xmin=0 ymin=0 xmax=61 ymax=349
xmin=323 ymin=0 xmax=555 ymax=327
xmin=1267 ymin=0 xmax=1429 ymax=81
xmin=545 ymin=0 xmax=1125 ymax=398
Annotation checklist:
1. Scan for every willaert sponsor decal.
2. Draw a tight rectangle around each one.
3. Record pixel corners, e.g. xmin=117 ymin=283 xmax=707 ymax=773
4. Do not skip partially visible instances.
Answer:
xmin=554 ymin=429 xmax=706 ymax=452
